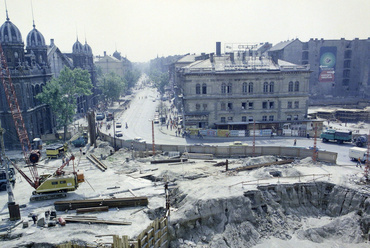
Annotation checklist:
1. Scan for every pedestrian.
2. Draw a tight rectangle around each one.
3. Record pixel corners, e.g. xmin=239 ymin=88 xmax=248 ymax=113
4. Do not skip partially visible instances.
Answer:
xmin=356 ymin=157 xmax=362 ymax=168
xmin=79 ymin=148 xmax=82 ymax=154
xmin=32 ymin=214 xmax=38 ymax=224
xmin=294 ymin=139 xmax=297 ymax=146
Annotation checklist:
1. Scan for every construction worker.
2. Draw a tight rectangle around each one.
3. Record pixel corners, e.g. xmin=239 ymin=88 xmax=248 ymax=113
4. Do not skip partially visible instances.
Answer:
xmin=356 ymin=157 xmax=362 ymax=168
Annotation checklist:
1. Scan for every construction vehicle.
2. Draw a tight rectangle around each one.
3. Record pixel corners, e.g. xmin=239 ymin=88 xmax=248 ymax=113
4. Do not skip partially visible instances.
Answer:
xmin=320 ymin=129 xmax=352 ymax=144
xmin=46 ymin=143 xmax=68 ymax=159
xmin=349 ymin=147 xmax=368 ymax=163
xmin=71 ymin=131 xmax=88 ymax=147
xmin=0 ymin=43 xmax=84 ymax=201
xmin=354 ymin=135 xmax=368 ymax=147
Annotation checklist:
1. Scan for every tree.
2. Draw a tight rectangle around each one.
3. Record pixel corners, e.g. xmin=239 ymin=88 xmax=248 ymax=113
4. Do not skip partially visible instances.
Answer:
xmin=149 ymin=69 xmax=169 ymax=94
xmin=124 ymin=69 xmax=141 ymax=89
xmin=36 ymin=66 xmax=93 ymax=141
xmin=98 ymin=72 xmax=126 ymax=105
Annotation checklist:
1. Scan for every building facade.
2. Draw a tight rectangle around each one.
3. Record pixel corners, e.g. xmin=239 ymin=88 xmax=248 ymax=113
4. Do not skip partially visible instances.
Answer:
xmin=94 ymin=51 xmax=131 ymax=78
xmin=268 ymin=38 xmax=370 ymax=101
xmin=0 ymin=16 xmax=54 ymax=148
xmin=175 ymin=43 xmax=312 ymax=136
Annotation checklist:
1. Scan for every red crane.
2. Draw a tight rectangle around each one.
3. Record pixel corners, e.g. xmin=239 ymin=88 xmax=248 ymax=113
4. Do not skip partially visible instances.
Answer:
xmin=0 ymin=43 xmax=40 ymax=189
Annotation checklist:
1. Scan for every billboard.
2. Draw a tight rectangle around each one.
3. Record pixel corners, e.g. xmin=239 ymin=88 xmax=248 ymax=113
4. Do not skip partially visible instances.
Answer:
xmin=319 ymin=47 xmax=337 ymax=83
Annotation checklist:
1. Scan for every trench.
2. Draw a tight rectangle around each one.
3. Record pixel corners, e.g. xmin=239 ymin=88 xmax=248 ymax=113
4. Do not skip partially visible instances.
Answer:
xmin=168 ymin=182 xmax=370 ymax=248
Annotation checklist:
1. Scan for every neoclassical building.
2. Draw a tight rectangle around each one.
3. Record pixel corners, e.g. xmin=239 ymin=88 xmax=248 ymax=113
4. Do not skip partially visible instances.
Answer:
xmin=94 ymin=50 xmax=132 ymax=78
xmin=175 ymin=43 xmax=312 ymax=136
xmin=0 ymin=15 xmax=54 ymax=148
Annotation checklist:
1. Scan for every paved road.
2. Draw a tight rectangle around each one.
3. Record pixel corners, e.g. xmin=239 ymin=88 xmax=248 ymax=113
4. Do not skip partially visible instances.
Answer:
xmin=102 ymin=84 xmax=360 ymax=167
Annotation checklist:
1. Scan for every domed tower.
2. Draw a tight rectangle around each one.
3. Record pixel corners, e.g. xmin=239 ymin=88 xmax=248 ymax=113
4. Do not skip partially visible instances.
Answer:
xmin=0 ymin=14 xmax=25 ymax=69
xmin=72 ymin=38 xmax=85 ymax=68
xmin=113 ymin=50 xmax=121 ymax=60
xmin=83 ymin=41 xmax=93 ymax=67
xmin=26 ymin=22 xmax=48 ymax=68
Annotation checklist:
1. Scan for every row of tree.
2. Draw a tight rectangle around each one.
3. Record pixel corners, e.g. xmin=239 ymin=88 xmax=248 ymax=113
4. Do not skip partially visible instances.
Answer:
xmin=36 ymin=66 xmax=140 ymax=140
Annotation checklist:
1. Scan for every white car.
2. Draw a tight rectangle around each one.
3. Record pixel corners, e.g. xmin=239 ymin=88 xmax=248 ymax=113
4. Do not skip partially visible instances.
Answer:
xmin=134 ymin=137 xmax=146 ymax=143
xmin=116 ymin=122 xmax=122 ymax=128
xmin=115 ymin=131 xmax=123 ymax=137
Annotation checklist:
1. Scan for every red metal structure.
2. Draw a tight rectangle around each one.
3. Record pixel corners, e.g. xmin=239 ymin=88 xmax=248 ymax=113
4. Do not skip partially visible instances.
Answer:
xmin=0 ymin=43 xmax=40 ymax=189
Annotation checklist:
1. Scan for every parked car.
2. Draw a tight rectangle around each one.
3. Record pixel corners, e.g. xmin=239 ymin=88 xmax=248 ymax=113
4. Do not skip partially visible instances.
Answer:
xmin=116 ymin=122 xmax=122 ymax=128
xmin=96 ymin=113 xmax=105 ymax=121
xmin=115 ymin=131 xmax=123 ymax=137
xmin=229 ymin=141 xmax=248 ymax=146
xmin=106 ymin=113 xmax=114 ymax=121
xmin=134 ymin=137 xmax=146 ymax=143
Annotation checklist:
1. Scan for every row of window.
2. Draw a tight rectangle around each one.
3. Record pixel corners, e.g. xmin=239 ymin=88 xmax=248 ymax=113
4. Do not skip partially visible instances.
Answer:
xmin=195 ymin=81 xmax=300 ymax=95
xmin=194 ymin=101 xmax=299 ymax=111
xmin=220 ymin=115 xmax=299 ymax=123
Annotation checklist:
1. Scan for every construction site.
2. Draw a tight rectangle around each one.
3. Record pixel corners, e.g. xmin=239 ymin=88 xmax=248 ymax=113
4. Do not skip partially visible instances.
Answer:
xmin=0 ymin=28 xmax=370 ymax=248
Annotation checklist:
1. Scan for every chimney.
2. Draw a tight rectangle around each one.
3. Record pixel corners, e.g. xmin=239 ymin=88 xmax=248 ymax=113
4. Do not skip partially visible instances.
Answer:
xmin=216 ymin=42 xmax=221 ymax=56
xmin=104 ymin=51 xmax=107 ymax=56
xmin=210 ymin=53 xmax=214 ymax=63
xmin=230 ymin=52 xmax=234 ymax=63
xmin=50 ymin=39 xmax=54 ymax=47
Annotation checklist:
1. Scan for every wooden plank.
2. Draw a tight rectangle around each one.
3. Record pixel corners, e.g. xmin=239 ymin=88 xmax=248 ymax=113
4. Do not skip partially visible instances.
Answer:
xmin=128 ymin=189 xmax=137 ymax=197
xmin=54 ymin=196 xmax=149 ymax=211
xmin=86 ymin=155 xmax=106 ymax=171
xmin=76 ymin=206 xmax=109 ymax=213
xmin=64 ymin=218 xmax=132 ymax=225
xmin=90 ymin=154 xmax=108 ymax=169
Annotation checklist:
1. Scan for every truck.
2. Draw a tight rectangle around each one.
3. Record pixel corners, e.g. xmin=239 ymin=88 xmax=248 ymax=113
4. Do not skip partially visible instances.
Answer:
xmin=349 ymin=147 xmax=368 ymax=162
xmin=46 ymin=144 xmax=68 ymax=159
xmin=320 ymin=129 xmax=352 ymax=144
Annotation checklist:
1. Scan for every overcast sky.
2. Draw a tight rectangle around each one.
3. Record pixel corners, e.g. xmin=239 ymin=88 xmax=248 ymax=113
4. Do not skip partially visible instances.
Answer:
xmin=2 ymin=0 xmax=369 ymax=62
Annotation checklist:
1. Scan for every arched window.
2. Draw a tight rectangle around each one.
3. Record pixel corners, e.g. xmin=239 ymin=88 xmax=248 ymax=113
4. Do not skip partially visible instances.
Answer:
xmin=196 ymin=84 xmax=200 ymax=94
xmin=227 ymin=83 xmax=232 ymax=94
xmin=269 ymin=82 xmax=274 ymax=93
xmin=248 ymin=82 xmax=254 ymax=93
xmin=202 ymin=83 xmax=207 ymax=94
xmin=288 ymin=81 xmax=293 ymax=92
xmin=221 ymin=83 xmax=226 ymax=94
xmin=294 ymin=81 xmax=299 ymax=92
xmin=242 ymin=82 xmax=248 ymax=94
xmin=263 ymin=82 xmax=268 ymax=93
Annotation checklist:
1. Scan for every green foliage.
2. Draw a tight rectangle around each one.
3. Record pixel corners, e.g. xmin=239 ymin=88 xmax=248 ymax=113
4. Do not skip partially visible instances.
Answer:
xmin=149 ymin=69 xmax=169 ymax=94
xmin=98 ymin=72 xmax=126 ymax=104
xmin=124 ymin=69 xmax=141 ymax=89
xmin=36 ymin=67 xmax=92 ymax=139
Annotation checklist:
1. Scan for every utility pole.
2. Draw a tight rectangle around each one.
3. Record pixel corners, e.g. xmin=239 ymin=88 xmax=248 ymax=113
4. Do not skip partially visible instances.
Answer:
xmin=312 ymin=123 xmax=318 ymax=163
xmin=152 ymin=120 xmax=155 ymax=156
xmin=252 ymin=120 xmax=256 ymax=156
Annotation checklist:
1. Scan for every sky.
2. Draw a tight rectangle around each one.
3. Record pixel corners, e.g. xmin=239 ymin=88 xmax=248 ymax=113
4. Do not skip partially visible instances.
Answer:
xmin=2 ymin=0 xmax=369 ymax=63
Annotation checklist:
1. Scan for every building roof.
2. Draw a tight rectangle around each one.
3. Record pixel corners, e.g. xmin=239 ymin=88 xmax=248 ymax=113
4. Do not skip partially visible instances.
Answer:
xmin=181 ymin=53 xmax=309 ymax=74
xmin=47 ymin=43 xmax=73 ymax=68
xmin=269 ymin=39 xmax=299 ymax=52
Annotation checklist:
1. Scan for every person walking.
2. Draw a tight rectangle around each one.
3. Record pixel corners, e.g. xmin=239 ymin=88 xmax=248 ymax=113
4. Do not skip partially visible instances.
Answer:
xmin=356 ymin=157 xmax=362 ymax=168
xmin=294 ymin=139 xmax=297 ymax=146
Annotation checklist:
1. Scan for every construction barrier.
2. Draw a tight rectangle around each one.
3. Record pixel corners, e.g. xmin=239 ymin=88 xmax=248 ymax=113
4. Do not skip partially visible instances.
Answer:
xmin=99 ymin=130 xmax=338 ymax=164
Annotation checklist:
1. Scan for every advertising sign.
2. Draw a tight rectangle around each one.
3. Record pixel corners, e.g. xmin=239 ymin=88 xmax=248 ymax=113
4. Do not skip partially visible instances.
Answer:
xmin=319 ymin=47 xmax=337 ymax=83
